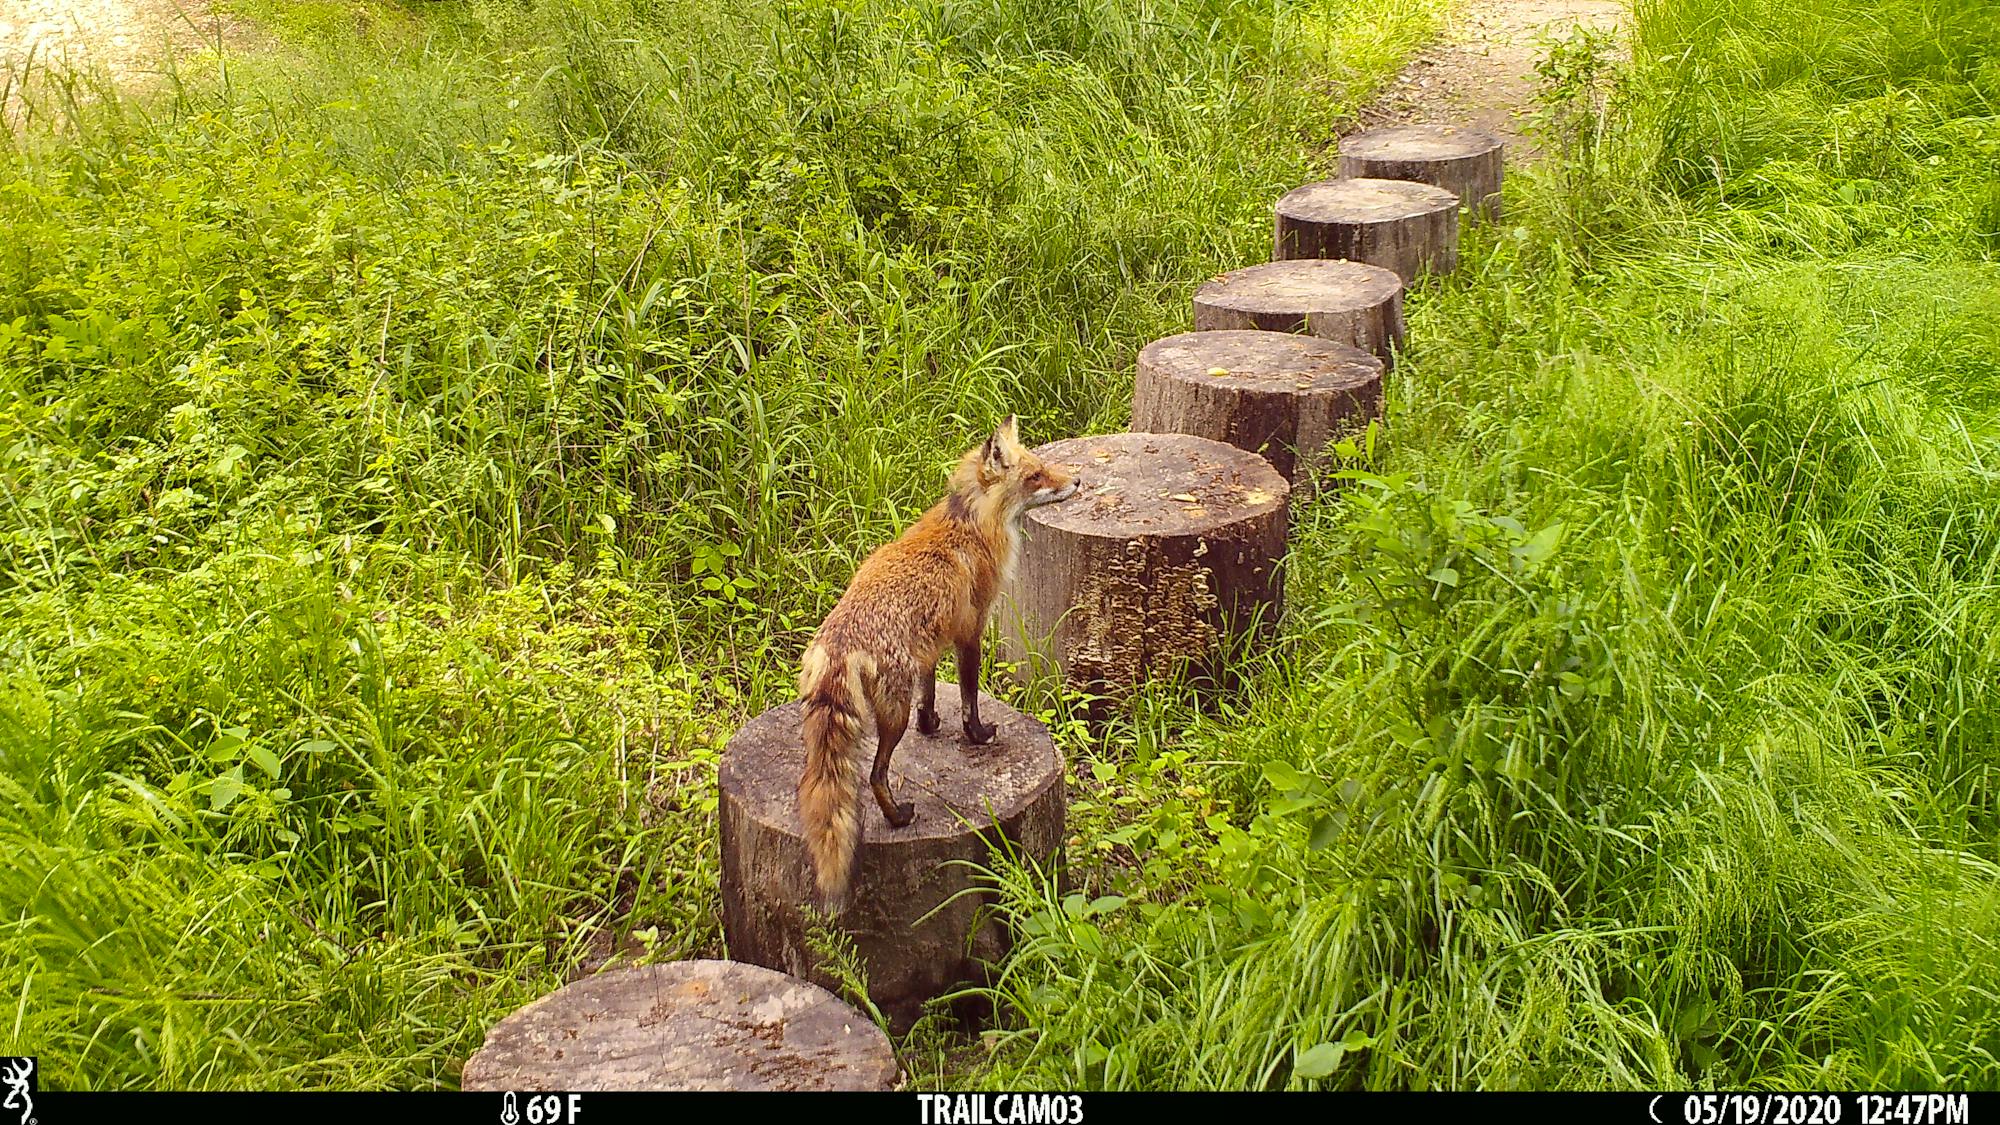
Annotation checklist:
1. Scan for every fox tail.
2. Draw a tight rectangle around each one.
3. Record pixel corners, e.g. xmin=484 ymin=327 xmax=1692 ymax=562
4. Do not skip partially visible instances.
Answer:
xmin=798 ymin=652 xmax=866 ymax=913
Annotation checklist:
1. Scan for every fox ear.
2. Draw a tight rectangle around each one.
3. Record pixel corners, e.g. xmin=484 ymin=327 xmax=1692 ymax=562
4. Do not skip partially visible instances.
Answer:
xmin=982 ymin=415 xmax=1020 ymax=475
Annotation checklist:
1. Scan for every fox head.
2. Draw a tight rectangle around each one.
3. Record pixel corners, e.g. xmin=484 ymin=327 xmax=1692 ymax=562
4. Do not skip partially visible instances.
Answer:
xmin=952 ymin=415 xmax=1078 ymax=527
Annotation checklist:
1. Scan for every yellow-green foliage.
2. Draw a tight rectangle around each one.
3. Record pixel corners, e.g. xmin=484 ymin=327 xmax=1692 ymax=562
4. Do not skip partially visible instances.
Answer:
xmin=5 ymin=0 xmax=1997 ymax=1093
xmin=0 ymin=0 xmax=1440 ymax=1088
xmin=975 ymin=0 xmax=2000 ymax=1090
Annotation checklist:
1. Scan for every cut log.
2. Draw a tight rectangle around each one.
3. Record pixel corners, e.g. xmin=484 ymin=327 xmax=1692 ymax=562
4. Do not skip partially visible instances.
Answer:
xmin=1131 ymin=330 xmax=1383 ymax=497
xmin=1273 ymin=177 xmax=1461 ymax=284
xmin=1000 ymin=433 xmax=1289 ymax=706
xmin=461 ymin=960 xmax=898 ymax=1092
xmin=1338 ymin=124 xmax=1505 ymax=221
xmin=1192 ymin=259 xmax=1405 ymax=370
xmin=719 ymin=686 xmax=1063 ymax=1032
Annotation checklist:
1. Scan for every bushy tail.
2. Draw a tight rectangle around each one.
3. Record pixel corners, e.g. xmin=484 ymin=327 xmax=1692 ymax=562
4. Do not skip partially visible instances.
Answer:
xmin=798 ymin=657 xmax=865 ymax=913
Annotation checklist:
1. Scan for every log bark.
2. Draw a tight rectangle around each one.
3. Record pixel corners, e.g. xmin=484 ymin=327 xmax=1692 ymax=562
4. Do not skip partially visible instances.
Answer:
xmin=461 ymin=960 xmax=898 ymax=1092
xmin=1337 ymin=123 xmax=1504 ymax=222
xmin=719 ymin=686 xmax=1063 ymax=1032
xmin=1192 ymin=259 xmax=1405 ymax=371
xmin=1273 ymin=177 xmax=1461 ymax=284
xmin=1131 ymin=330 xmax=1383 ymax=497
xmin=1000 ymin=433 xmax=1289 ymax=706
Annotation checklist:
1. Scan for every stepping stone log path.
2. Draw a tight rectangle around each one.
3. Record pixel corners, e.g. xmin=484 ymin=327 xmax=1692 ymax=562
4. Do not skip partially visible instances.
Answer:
xmin=719 ymin=685 xmax=1064 ymax=1031
xmin=1274 ymin=177 xmax=1462 ymax=284
xmin=1002 ymin=433 xmax=1289 ymax=705
xmin=472 ymin=115 xmax=1498 ymax=1090
xmin=1194 ymin=259 xmax=1406 ymax=371
xmin=1337 ymin=123 xmax=1506 ymax=222
xmin=1131 ymin=330 xmax=1384 ymax=496
xmin=461 ymin=960 xmax=898 ymax=1091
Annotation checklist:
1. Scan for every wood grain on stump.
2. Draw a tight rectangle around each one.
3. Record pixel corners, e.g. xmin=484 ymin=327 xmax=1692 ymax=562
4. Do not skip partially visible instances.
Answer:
xmin=1001 ymin=433 xmax=1289 ymax=705
xmin=1192 ymin=259 xmax=1405 ymax=370
xmin=720 ymin=687 xmax=1063 ymax=1031
xmin=1273 ymin=177 xmax=1461 ymax=284
xmin=461 ymin=960 xmax=897 ymax=1092
xmin=1338 ymin=124 xmax=1505 ymax=221
xmin=1131 ymin=330 xmax=1383 ymax=497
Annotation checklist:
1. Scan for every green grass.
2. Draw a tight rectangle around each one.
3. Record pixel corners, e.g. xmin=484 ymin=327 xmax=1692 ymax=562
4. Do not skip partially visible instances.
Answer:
xmin=970 ymin=0 xmax=2000 ymax=1090
xmin=0 ymin=0 xmax=1440 ymax=1089
xmin=2 ymin=0 xmax=1997 ymax=1093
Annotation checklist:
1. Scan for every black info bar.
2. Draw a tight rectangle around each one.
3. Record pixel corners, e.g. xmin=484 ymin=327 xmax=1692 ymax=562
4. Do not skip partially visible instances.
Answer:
xmin=9 ymin=1089 xmax=1987 ymax=1125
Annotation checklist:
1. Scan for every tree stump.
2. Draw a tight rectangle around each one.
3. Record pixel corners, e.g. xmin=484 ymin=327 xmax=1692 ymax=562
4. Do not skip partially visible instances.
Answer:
xmin=1000 ymin=433 xmax=1289 ymax=706
xmin=1337 ymin=123 xmax=1505 ymax=222
xmin=719 ymin=686 xmax=1063 ymax=1031
xmin=1192 ymin=259 xmax=1405 ymax=370
xmin=1131 ymin=330 xmax=1383 ymax=497
xmin=460 ymin=960 xmax=898 ymax=1092
xmin=1273 ymin=177 xmax=1461 ymax=284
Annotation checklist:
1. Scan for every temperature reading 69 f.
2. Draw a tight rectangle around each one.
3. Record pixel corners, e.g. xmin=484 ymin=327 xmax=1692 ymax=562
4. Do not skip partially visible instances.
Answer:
xmin=500 ymin=1091 xmax=583 ymax=1125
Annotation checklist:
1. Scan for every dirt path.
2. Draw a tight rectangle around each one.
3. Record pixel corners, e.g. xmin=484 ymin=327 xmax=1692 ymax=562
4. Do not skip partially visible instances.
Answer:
xmin=1361 ymin=0 xmax=1627 ymax=156
xmin=1 ymin=0 xmax=259 ymax=102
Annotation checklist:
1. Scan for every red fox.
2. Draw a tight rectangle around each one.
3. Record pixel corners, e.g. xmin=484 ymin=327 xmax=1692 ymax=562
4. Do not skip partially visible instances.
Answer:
xmin=797 ymin=416 xmax=1078 ymax=912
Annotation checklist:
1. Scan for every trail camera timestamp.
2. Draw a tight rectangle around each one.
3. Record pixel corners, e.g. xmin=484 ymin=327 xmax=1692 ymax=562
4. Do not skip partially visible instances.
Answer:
xmin=1672 ymin=1095 xmax=1969 ymax=1125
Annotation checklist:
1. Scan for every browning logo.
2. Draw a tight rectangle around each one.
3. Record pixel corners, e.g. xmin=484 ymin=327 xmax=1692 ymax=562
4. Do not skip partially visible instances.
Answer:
xmin=0 ymin=1058 xmax=33 ymax=1125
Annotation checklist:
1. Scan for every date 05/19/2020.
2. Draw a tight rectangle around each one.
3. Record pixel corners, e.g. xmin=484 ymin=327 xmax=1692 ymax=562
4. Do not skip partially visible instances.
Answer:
xmin=1671 ymin=1094 xmax=1969 ymax=1125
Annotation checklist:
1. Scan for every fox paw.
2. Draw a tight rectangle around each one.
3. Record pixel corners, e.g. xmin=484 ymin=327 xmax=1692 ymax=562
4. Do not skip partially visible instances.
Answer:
xmin=963 ymin=719 xmax=997 ymax=745
xmin=888 ymin=801 xmax=916 ymax=828
xmin=915 ymin=708 xmax=941 ymax=736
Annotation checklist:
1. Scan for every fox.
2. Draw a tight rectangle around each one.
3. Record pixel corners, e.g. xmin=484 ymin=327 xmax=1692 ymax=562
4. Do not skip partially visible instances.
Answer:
xmin=797 ymin=415 xmax=1078 ymax=912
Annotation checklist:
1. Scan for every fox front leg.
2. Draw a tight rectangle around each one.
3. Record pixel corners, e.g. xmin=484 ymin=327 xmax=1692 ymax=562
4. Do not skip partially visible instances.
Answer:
xmin=958 ymin=641 xmax=995 ymax=745
xmin=915 ymin=667 xmax=941 ymax=736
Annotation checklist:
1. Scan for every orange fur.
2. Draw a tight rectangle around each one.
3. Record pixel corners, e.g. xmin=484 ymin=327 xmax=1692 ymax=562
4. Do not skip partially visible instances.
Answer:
xmin=797 ymin=416 xmax=1076 ymax=912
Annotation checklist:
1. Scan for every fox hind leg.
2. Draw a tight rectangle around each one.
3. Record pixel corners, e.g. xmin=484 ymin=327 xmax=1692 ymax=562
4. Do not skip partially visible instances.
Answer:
xmin=869 ymin=682 xmax=917 ymax=828
xmin=958 ymin=641 xmax=996 ymax=745
xmin=915 ymin=667 xmax=940 ymax=736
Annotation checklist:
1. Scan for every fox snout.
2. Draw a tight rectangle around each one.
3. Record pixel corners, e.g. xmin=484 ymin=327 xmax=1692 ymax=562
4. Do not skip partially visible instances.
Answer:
xmin=1029 ymin=478 xmax=1079 ymax=508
